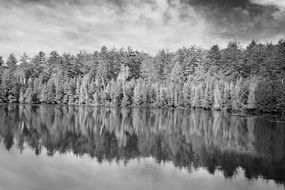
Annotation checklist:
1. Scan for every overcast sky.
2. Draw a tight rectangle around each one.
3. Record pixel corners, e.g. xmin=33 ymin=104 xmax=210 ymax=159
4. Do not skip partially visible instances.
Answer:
xmin=0 ymin=0 xmax=285 ymax=58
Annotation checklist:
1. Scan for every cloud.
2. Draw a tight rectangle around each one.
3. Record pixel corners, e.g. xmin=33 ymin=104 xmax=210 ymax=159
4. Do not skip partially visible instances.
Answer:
xmin=250 ymin=0 xmax=285 ymax=8
xmin=0 ymin=0 xmax=284 ymax=58
xmin=250 ymin=0 xmax=285 ymax=20
xmin=178 ymin=0 xmax=285 ymax=41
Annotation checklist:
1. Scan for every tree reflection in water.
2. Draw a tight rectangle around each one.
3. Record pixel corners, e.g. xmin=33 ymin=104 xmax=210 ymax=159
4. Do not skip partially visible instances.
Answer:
xmin=0 ymin=104 xmax=284 ymax=185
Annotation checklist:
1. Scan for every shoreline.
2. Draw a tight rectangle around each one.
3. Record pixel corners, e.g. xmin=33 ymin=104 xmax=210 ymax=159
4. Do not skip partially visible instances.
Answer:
xmin=1 ymin=102 xmax=284 ymax=118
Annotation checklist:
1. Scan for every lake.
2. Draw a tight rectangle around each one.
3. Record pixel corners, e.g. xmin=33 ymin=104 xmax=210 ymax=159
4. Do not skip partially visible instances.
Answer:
xmin=0 ymin=104 xmax=284 ymax=190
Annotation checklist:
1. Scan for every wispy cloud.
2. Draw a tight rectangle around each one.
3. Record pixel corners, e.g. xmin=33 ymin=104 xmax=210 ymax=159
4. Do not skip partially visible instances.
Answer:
xmin=250 ymin=0 xmax=285 ymax=20
xmin=0 ymin=0 xmax=284 ymax=58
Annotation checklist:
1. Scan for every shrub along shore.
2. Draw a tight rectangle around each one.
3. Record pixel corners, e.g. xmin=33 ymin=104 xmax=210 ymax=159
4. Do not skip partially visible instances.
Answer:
xmin=0 ymin=40 xmax=284 ymax=115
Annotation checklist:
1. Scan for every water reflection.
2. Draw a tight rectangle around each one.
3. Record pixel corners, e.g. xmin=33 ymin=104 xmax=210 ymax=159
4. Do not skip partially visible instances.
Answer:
xmin=0 ymin=104 xmax=284 ymax=186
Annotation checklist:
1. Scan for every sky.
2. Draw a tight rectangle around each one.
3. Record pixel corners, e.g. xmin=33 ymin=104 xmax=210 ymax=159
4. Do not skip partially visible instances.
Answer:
xmin=0 ymin=0 xmax=285 ymax=58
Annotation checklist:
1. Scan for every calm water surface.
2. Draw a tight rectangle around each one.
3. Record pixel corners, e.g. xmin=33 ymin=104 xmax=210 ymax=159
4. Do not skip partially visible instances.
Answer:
xmin=0 ymin=104 xmax=284 ymax=190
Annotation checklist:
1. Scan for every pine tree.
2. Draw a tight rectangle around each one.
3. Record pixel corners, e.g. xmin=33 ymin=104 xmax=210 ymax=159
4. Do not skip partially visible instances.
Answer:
xmin=133 ymin=79 xmax=143 ymax=106
xmin=213 ymin=84 xmax=222 ymax=110
xmin=140 ymin=57 xmax=155 ymax=81
xmin=40 ymin=84 xmax=48 ymax=103
xmin=0 ymin=56 xmax=4 ymax=67
xmin=201 ymin=81 xmax=211 ymax=109
xmin=223 ymin=82 xmax=232 ymax=110
xmin=62 ymin=80 xmax=70 ymax=104
xmin=93 ymin=91 xmax=100 ymax=106
xmin=232 ymin=77 xmax=247 ymax=112
xmin=6 ymin=54 xmax=17 ymax=69
xmin=110 ymin=80 xmax=122 ymax=106
xmin=276 ymin=80 xmax=285 ymax=114
xmin=74 ymin=77 xmax=81 ymax=104
xmin=174 ymin=85 xmax=181 ymax=107
xmin=153 ymin=83 xmax=161 ymax=107
xmin=54 ymin=74 xmax=64 ymax=104
xmin=19 ymin=87 xmax=25 ymax=103
xmin=123 ymin=47 xmax=142 ymax=79
xmin=46 ymin=79 xmax=56 ymax=104
xmin=79 ymin=83 xmax=85 ymax=104
xmin=68 ymin=78 xmax=76 ymax=105
xmin=32 ymin=78 xmax=41 ymax=103
xmin=0 ymin=69 xmax=13 ymax=102
xmin=160 ymin=87 xmax=168 ymax=107
xmin=102 ymin=82 xmax=111 ymax=104
xmin=182 ymin=82 xmax=191 ymax=108
xmin=24 ymin=81 xmax=34 ymax=103
xmin=20 ymin=53 xmax=30 ymax=65
xmin=247 ymin=79 xmax=258 ymax=110
xmin=220 ymin=41 xmax=243 ymax=79
xmin=9 ymin=80 xmax=20 ymax=103
xmin=170 ymin=62 xmax=183 ymax=84
xmin=255 ymin=80 xmax=276 ymax=113
xmin=189 ymin=85 xmax=196 ymax=107
xmin=192 ymin=85 xmax=201 ymax=108
xmin=117 ymin=65 xmax=130 ymax=82
xmin=121 ymin=80 xmax=135 ymax=107
xmin=206 ymin=45 xmax=221 ymax=73
xmin=142 ymin=82 xmax=149 ymax=106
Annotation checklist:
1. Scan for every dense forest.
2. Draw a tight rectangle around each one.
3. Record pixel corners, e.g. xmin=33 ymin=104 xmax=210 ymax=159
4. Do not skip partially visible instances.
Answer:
xmin=0 ymin=40 xmax=284 ymax=114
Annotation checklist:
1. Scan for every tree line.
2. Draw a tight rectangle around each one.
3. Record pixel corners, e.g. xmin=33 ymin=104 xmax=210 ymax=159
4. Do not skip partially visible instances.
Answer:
xmin=0 ymin=40 xmax=284 ymax=114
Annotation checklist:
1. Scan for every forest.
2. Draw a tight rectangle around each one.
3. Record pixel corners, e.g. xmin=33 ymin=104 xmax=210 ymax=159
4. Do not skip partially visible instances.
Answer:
xmin=0 ymin=40 xmax=284 ymax=114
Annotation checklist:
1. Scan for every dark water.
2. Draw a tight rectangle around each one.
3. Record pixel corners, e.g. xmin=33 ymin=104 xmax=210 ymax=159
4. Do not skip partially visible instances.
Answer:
xmin=0 ymin=104 xmax=284 ymax=190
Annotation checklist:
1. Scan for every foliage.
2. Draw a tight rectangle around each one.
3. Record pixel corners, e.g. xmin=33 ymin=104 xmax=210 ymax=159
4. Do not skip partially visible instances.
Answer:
xmin=0 ymin=41 xmax=284 ymax=114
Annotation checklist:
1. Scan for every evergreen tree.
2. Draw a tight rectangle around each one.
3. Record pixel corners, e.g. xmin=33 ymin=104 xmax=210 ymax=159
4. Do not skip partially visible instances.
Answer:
xmin=140 ymin=57 xmax=155 ymax=81
xmin=201 ymin=81 xmax=211 ymax=109
xmin=20 ymin=53 xmax=30 ymax=65
xmin=192 ymin=85 xmax=201 ymax=108
xmin=142 ymin=82 xmax=149 ymax=106
xmin=133 ymin=79 xmax=143 ymax=106
xmin=232 ymin=77 xmax=248 ymax=112
xmin=0 ymin=56 xmax=4 ymax=67
xmin=213 ymin=84 xmax=222 ymax=110
xmin=32 ymin=78 xmax=42 ymax=103
xmin=68 ymin=78 xmax=76 ymax=104
xmin=46 ymin=79 xmax=56 ymax=104
xmin=170 ymin=62 xmax=183 ymax=84
xmin=220 ymin=41 xmax=243 ymax=79
xmin=24 ymin=81 xmax=34 ymax=103
xmin=247 ymin=79 xmax=258 ymax=110
xmin=277 ymin=81 xmax=285 ymax=114
xmin=40 ymin=84 xmax=48 ymax=103
xmin=182 ymin=81 xmax=191 ymax=108
xmin=55 ymin=75 xmax=64 ymax=104
xmin=62 ymin=80 xmax=70 ymax=104
xmin=102 ymin=82 xmax=111 ymax=104
xmin=6 ymin=54 xmax=17 ymax=69
xmin=110 ymin=80 xmax=123 ymax=106
xmin=0 ymin=69 xmax=13 ymax=102
xmin=205 ymin=45 xmax=221 ymax=73
xmin=223 ymin=82 xmax=232 ymax=110
xmin=121 ymin=81 xmax=133 ymax=107
xmin=74 ymin=77 xmax=81 ymax=104
xmin=19 ymin=87 xmax=25 ymax=103
xmin=117 ymin=65 xmax=130 ymax=82
xmin=174 ymin=85 xmax=181 ymax=107
xmin=31 ymin=51 xmax=45 ymax=78
xmin=123 ymin=48 xmax=142 ymax=79
xmin=8 ymin=80 xmax=20 ymax=103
